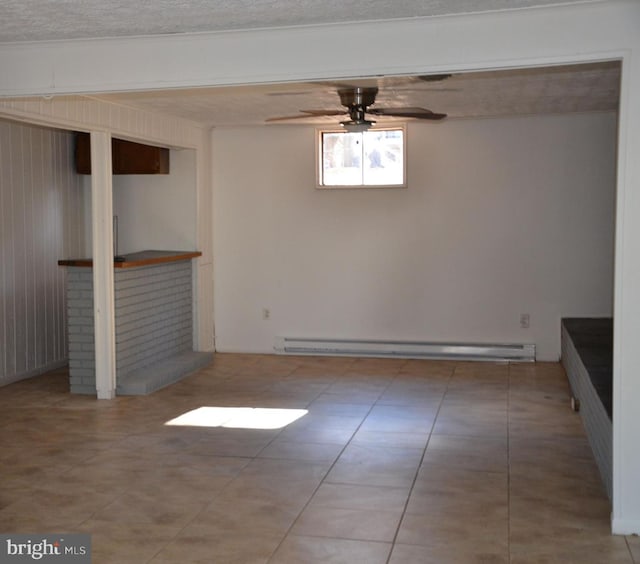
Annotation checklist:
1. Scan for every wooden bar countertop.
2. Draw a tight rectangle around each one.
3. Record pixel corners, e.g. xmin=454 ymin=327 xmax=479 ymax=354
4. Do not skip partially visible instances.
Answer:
xmin=58 ymin=250 xmax=202 ymax=269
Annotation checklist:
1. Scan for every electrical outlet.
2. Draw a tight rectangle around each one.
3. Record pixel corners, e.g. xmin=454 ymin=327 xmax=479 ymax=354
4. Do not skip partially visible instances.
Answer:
xmin=262 ymin=308 xmax=271 ymax=320
xmin=520 ymin=313 xmax=530 ymax=329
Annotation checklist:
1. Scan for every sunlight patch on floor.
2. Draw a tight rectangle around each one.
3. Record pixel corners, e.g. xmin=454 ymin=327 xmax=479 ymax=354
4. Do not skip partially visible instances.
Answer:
xmin=165 ymin=406 xmax=308 ymax=430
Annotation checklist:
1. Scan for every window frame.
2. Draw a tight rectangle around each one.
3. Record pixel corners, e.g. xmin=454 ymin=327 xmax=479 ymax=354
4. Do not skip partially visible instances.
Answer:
xmin=315 ymin=124 xmax=408 ymax=190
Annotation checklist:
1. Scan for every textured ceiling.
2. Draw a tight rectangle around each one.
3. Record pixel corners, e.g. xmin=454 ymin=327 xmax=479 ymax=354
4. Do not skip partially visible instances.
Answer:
xmin=90 ymin=62 xmax=621 ymax=127
xmin=0 ymin=0 xmax=601 ymax=43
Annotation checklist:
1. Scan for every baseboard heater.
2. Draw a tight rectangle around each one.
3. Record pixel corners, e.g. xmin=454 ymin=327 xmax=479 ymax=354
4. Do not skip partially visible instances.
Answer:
xmin=274 ymin=337 xmax=535 ymax=362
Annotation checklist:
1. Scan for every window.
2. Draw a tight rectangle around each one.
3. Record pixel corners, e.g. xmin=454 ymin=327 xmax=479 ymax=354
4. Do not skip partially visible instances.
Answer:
xmin=317 ymin=126 xmax=406 ymax=188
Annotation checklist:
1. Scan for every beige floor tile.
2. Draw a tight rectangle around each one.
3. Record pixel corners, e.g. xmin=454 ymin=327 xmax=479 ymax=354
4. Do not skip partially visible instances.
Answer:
xmin=269 ymin=534 xmax=391 ymax=564
xmin=277 ymin=425 xmax=356 ymax=444
xmin=149 ymin=453 xmax=251 ymax=476
xmin=431 ymin=407 xmax=507 ymax=439
xmin=452 ymin=361 xmax=509 ymax=378
xmin=510 ymin=534 xmax=634 ymax=564
xmin=389 ymin=542 xmax=508 ymax=564
xmin=337 ymin=442 xmax=425 ymax=464
xmin=318 ymin=392 xmax=384 ymax=405
xmin=292 ymin=504 xmax=403 ymax=542
xmin=509 ymin=410 xmax=585 ymax=440
xmin=286 ymin=412 xmax=364 ymax=431
xmin=0 ymin=354 xmax=627 ymax=564
xmin=311 ymin=391 xmax=377 ymax=406
xmin=349 ymin=357 xmax=405 ymax=373
xmin=68 ymin=450 xmax=161 ymax=473
xmin=509 ymin=493 xmax=613 ymax=542
xmin=414 ymin=464 xmax=508 ymax=499
xmin=257 ymin=439 xmax=344 ymax=463
xmin=304 ymin=400 xmax=372 ymax=417
xmin=196 ymin=498 xmax=302 ymax=534
xmin=397 ymin=359 xmax=456 ymax=377
xmin=0 ymin=480 xmax=31 ymax=511
xmin=149 ymin=527 xmax=282 ymax=564
xmin=77 ymin=520 xmax=181 ymax=564
xmin=327 ymin=380 xmax=389 ymax=393
xmin=107 ymin=432 xmax=198 ymax=455
xmin=91 ymin=490 xmax=207 ymax=527
xmin=214 ymin=475 xmax=320 ymax=509
xmin=444 ymin=384 xmax=509 ymax=400
xmin=350 ymin=429 xmax=430 ymax=449
xmin=509 ymin=435 xmax=597 ymax=464
xmin=58 ymin=464 xmax=144 ymax=493
xmin=309 ymin=482 xmax=410 ymax=512
xmin=626 ymin=537 xmax=640 ymax=564
xmin=358 ymin=416 xmax=434 ymax=434
xmin=326 ymin=444 xmax=423 ymax=487
xmin=397 ymin=511 xmax=508 ymax=550
xmin=382 ymin=377 xmax=449 ymax=391
xmin=376 ymin=393 xmax=445 ymax=407
xmin=0 ymin=482 xmax=119 ymax=531
xmin=509 ymin=471 xmax=608 ymax=509
xmin=406 ymin=490 xmax=508 ymax=523
xmin=358 ymin=406 xmax=437 ymax=433
xmin=422 ymin=434 xmax=508 ymax=473
xmin=238 ymin=457 xmax=331 ymax=482
xmin=368 ymin=404 xmax=441 ymax=419
xmin=185 ymin=437 xmax=274 ymax=457
xmin=628 ymin=536 xmax=640 ymax=562
xmin=509 ymin=460 xmax=604 ymax=498
xmin=0 ymin=506 xmax=90 ymax=533
xmin=407 ymin=467 xmax=508 ymax=525
xmin=132 ymin=472 xmax=234 ymax=502
xmin=444 ymin=382 xmax=509 ymax=398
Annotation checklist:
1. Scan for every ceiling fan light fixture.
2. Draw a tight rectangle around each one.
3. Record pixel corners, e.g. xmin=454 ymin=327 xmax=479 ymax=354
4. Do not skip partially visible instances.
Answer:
xmin=340 ymin=119 xmax=375 ymax=133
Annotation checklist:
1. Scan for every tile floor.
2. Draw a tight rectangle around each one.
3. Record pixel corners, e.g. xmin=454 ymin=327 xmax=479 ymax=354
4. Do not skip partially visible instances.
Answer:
xmin=0 ymin=354 xmax=637 ymax=563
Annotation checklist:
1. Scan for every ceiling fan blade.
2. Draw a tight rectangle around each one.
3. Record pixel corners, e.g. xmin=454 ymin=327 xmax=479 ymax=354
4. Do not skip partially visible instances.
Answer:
xmin=368 ymin=107 xmax=447 ymax=120
xmin=416 ymin=74 xmax=453 ymax=82
xmin=266 ymin=109 xmax=346 ymax=122
xmin=299 ymin=110 xmax=348 ymax=116
xmin=265 ymin=115 xmax=316 ymax=122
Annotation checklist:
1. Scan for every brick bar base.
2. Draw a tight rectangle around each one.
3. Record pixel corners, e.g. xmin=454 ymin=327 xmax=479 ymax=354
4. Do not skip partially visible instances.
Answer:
xmin=66 ymin=260 xmax=211 ymax=395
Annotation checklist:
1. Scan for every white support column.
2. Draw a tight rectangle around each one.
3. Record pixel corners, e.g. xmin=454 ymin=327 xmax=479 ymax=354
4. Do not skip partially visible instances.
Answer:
xmin=90 ymin=131 xmax=116 ymax=399
xmin=612 ymin=51 xmax=640 ymax=535
xmin=196 ymin=128 xmax=214 ymax=351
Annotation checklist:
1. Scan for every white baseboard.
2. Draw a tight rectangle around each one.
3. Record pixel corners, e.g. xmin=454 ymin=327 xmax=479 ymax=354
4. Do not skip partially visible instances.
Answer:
xmin=611 ymin=516 xmax=640 ymax=535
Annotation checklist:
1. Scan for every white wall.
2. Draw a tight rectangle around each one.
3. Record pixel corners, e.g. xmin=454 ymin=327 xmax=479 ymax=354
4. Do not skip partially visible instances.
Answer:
xmin=0 ymin=119 xmax=86 ymax=384
xmin=213 ymin=113 xmax=616 ymax=361
xmin=82 ymin=148 xmax=198 ymax=255
xmin=111 ymin=148 xmax=197 ymax=254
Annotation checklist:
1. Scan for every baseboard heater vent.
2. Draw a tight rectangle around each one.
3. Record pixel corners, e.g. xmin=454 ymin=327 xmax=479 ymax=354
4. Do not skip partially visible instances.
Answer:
xmin=274 ymin=337 xmax=535 ymax=362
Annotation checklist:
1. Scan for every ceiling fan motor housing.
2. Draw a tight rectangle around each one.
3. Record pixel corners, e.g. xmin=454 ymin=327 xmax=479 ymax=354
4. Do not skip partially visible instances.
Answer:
xmin=338 ymin=87 xmax=378 ymax=108
xmin=339 ymin=87 xmax=378 ymax=125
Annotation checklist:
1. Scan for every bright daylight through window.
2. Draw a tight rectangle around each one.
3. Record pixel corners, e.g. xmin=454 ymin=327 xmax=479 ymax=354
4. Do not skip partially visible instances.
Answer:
xmin=318 ymin=127 xmax=405 ymax=188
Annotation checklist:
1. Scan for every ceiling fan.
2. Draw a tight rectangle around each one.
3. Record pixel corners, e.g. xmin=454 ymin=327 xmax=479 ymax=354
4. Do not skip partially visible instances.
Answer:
xmin=266 ymin=86 xmax=446 ymax=131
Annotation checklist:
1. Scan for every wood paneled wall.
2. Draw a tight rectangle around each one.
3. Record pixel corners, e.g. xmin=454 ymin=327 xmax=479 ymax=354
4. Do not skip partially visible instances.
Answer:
xmin=0 ymin=120 xmax=85 ymax=385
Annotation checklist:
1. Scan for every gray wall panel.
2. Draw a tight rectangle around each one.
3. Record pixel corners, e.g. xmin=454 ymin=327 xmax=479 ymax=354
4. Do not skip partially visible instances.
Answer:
xmin=561 ymin=322 xmax=612 ymax=500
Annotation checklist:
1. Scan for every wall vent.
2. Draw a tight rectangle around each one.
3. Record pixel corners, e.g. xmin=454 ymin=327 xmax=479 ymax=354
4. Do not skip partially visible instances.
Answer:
xmin=274 ymin=337 xmax=535 ymax=362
